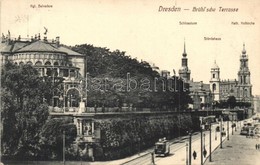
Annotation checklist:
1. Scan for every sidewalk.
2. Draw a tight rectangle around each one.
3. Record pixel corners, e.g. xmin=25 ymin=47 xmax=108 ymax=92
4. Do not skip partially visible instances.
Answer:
xmin=204 ymin=129 xmax=260 ymax=165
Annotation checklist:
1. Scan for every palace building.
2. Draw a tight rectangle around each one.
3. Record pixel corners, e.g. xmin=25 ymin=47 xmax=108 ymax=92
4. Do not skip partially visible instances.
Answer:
xmin=0 ymin=32 xmax=87 ymax=112
xmin=178 ymin=42 xmax=212 ymax=110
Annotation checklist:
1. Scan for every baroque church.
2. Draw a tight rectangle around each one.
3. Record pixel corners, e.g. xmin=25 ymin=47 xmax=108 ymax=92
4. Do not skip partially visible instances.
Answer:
xmin=178 ymin=42 xmax=253 ymax=109
xmin=210 ymin=44 xmax=252 ymax=103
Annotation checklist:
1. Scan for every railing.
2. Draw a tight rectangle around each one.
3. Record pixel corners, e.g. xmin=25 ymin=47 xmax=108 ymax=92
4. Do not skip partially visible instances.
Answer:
xmin=48 ymin=106 xmax=79 ymax=113
xmin=49 ymin=106 xmax=182 ymax=114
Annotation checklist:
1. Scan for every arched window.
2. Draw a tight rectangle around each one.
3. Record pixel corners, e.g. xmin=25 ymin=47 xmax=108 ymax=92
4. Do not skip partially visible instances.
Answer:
xmin=244 ymin=89 xmax=248 ymax=97
xmin=54 ymin=61 xmax=59 ymax=66
xmin=45 ymin=61 xmax=51 ymax=65
xmin=19 ymin=61 xmax=24 ymax=65
xmin=212 ymin=84 xmax=216 ymax=92
xmin=26 ymin=61 xmax=33 ymax=65
xmin=35 ymin=61 xmax=43 ymax=66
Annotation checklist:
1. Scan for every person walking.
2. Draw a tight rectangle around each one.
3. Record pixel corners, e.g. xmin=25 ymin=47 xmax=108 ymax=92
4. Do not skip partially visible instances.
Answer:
xmin=151 ymin=152 xmax=155 ymax=164
xmin=193 ymin=150 xmax=197 ymax=160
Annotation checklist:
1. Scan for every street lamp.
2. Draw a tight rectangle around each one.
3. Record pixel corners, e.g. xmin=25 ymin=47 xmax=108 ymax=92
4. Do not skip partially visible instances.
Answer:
xmin=215 ymin=128 xmax=217 ymax=141
xmin=209 ymin=123 xmax=212 ymax=162
xmin=186 ymin=143 xmax=188 ymax=165
xmin=227 ymin=117 xmax=229 ymax=141
xmin=189 ymin=132 xmax=192 ymax=165
xmin=232 ymin=114 xmax=234 ymax=135
xmin=220 ymin=116 xmax=223 ymax=148
xmin=200 ymin=124 xmax=203 ymax=165
xmin=203 ymin=133 xmax=206 ymax=149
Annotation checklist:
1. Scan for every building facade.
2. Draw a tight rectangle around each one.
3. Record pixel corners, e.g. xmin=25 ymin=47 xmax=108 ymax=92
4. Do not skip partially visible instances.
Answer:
xmin=209 ymin=61 xmax=220 ymax=101
xmin=210 ymin=44 xmax=253 ymax=103
xmin=177 ymin=42 xmax=212 ymax=110
xmin=178 ymin=42 xmax=191 ymax=82
xmin=0 ymin=32 xmax=87 ymax=112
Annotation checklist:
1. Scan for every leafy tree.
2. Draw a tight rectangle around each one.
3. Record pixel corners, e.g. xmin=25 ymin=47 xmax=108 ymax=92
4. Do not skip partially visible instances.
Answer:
xmin=227 ymin=96 xmax=236 ymax=109
xmin=1 ymin=62 xmax=51 ymax=159
xmin=72 ymin=44 xmax=191 ymax=111
xmin=39 ymin=117 xmax=77 ymax=160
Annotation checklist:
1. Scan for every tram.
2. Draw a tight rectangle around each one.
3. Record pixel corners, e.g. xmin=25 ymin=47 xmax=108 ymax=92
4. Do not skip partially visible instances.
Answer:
xmin=154 ymin=137 xmax=170 ymax=157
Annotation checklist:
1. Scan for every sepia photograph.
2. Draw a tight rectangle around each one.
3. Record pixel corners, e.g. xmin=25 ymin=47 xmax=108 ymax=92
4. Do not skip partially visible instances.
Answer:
xmin=1 ymin=0 xmax=260 ymax=164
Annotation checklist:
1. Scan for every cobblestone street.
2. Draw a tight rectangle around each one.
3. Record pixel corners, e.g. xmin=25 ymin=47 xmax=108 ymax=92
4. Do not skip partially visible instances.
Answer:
xmin=205 ymin=129 xmax=260 ymax=165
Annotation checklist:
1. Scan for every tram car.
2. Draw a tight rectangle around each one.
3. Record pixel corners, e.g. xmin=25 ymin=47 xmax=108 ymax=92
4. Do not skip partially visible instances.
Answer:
xmin=154 ymin=137 xmax=170 ymax=157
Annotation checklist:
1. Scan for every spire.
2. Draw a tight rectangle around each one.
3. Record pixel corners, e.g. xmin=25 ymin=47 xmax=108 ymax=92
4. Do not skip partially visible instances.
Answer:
xmin=212 ymin=60 xmax=219 ymax=69
xmin=242 ymin=42 xmax=246 ymax=54
xmin=183 ymin=39 xmax=187 ymax=57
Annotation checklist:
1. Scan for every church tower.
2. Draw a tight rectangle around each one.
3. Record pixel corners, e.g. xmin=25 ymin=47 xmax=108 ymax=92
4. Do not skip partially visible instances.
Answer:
xmin=210 ymin=60 xmax=220 ymax=101
xmin=237 ymin=43 xmax=252 ymax=102
xmin=178 ymin=41 xmax=191 ymax=82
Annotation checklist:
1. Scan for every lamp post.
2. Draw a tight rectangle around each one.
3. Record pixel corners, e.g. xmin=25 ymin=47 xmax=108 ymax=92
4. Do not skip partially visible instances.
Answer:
xmin=201 ymin=125 xmax=203 ymax=165
xmin=209 ymin=123 xmax=212 ymax=162
xmin=138 ymin=137 xmax=141 ymax=156
xmin=189 ymin=132 xmax=192 ymax=165
xmin=203 ymin=133 xmax=206 ymax=149
xmin=186 ymin=143 xmax=188 ymax=165
xmin=215 ymin=128 xmax=217 ymax=141
xmin=220 ymin=116 xmax=223 ymax=148
xmin=232 ymin=114 xmax=234 ymax=135
xmin=227 ymin=117 xmax=229 ymax=141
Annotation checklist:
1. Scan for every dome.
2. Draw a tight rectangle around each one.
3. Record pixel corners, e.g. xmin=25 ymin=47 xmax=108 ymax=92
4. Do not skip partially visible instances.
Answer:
xmin=212 ymin=60 xmax=219 ymax=69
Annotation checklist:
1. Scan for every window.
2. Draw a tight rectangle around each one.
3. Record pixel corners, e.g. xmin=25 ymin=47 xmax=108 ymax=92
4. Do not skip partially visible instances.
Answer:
xmin=213 ymin=74 xmax=215 ymax=78
xmin=45 ymin=61 xmax=51 ymax=65
xmin=212 ymin=84 xmax=216 ymax=91
xmin=35 ymin=61 xmax=42 ymax=66
xmin=27 ymin=61 xmax=33 ymax=65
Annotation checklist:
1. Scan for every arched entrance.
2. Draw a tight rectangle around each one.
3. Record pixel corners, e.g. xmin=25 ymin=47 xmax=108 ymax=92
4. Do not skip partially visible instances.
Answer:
xmin=65 ymin=87 xmax=83 ymax=112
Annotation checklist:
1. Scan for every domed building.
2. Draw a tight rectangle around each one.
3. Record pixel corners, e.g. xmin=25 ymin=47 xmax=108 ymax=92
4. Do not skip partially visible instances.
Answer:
xmin=0 ymin=32 xmax=87 ymax=113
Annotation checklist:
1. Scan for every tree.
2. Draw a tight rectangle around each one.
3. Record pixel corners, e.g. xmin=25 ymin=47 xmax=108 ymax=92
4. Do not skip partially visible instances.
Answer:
xmin=39 ymin=117 xmax=77 ymax=160
xmin=72 ymin=44 xmax=191 ymax=111
xmin=1 ymin=62 xmax=51 ymax=159
xmin=227 ymin=96 xmax=236 ymax=109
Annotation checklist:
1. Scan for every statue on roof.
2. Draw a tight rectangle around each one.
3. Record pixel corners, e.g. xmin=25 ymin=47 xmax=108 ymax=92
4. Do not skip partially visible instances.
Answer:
xmin=44 ymin=27 xmax=48 ymax=35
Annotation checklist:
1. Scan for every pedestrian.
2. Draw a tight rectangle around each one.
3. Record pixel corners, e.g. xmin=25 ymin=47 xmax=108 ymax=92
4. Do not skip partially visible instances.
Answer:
xmin=193 ymin=150 xmax=197 ymax=160
xmin=151 ymin=152 xmax=155 ymax=165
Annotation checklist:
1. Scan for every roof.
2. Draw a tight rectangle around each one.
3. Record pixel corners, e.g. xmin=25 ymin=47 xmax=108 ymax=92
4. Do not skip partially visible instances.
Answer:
xmin=16 ymin=40 xmax=61 ymax=53
xmin=12 ymin=42 xmax=28 ymax=52
xmin=58 ymin=46 xmax=83 ymax=56
xmin=212 ymin=60 xmax=219 ymax=69
xmin=1 ymin=39 xmax=83 ymax=56
xmin=189 ymin=81 xmax=210 ymax=93
xmin=0 ymin=43 xmax=12 ymax=52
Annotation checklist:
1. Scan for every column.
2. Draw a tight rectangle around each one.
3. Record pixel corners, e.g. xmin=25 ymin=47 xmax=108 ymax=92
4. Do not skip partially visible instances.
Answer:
xmin=79 ymin=119 xmax=83 ymax=135
xmin=57 ymin=67 xmax=60 ymax=77
xmin=92 ymin=121 xmax=94 ymax=135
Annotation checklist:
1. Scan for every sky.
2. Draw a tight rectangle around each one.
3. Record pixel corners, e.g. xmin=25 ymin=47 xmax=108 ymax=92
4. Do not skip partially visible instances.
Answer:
xmin=1 ymin=0 xmax=260 ymax=95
